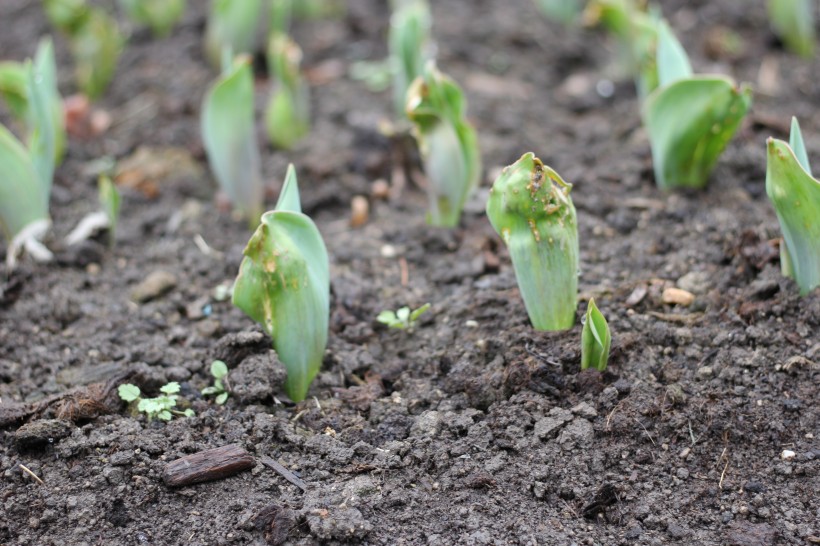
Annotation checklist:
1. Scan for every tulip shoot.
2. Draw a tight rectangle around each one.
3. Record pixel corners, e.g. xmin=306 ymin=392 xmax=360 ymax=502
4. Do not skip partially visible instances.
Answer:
xmin=265 ymin=34 xmax=310 ymax=150
xmin=406 ymin=62 xmax=481 ymax=227
xmin=766 ymin=118 xmax=820 ymax=295
xmin=204 ymin=0 xmax=262 ymax=69
xmin=389 ymin=0 xmax=432 ymax=118
xmin=118 ymin=0 xmax=186 ymax=37
xmin=767 ymin=0 xmax=815 ymax=57
xmin=642 ymin=20 xmax=751 ymax=190
xmin=486 ymin=153 xmax=579 ymax=331
xmin=201 ymin=56 xmax=263 ymax=224
xmin=581 ymin=298 xmax=611 ymax=371
xmin=232 ymin=165 xmax=330 ymax=402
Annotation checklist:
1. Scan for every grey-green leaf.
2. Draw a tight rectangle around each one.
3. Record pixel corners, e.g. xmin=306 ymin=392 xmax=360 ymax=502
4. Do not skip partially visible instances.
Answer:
xmin=581 ymin=298 xmax=611 ymax=371
xmin=789 ymin=117 xmax=811 ymax=175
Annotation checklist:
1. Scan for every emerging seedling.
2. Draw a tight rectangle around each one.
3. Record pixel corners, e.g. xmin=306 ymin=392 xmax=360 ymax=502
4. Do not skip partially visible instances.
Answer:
xmin=768 ymin=0 xmax=815 ymax=57
xmin=766 ymin=118 xmax=820 ymax=295
xmin=204 ymin=0 xmax=262 ymax=69
xmin=65 ymin=175 xmax=121 ymax=247
xmin=44 ymin=0 xmax=123 ymax=100
xmin=581 ymin=298 xmax=611 ymax=371
xmin=389 ymin=0 xmax=432 ymax=118
xmin=487 ymin=153 xmax=579 ymax=331
xmin=232 ymin=165 xmax=330 ymax=402
xmin=201 ymin=360 xmax=230 ymax=405
xmin=406 ymin=61 xmax=481 ymax=227
xmin=118 ymin=382 xmax=194 ymax=421
xmin=118 ymin=0 xmax=186 ymax=37
xmin=265 ymin=34 xmax=310 ymax=150
xmin=377 ymin=303 xmax=431 ymax=330
xmin=201 ymin=55 xmax=263 ymax=224
xmin=642 ymin=20 xmax=752 ymax=190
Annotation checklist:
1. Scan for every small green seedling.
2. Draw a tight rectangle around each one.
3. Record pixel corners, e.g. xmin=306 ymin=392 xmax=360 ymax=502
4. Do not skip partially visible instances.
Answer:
xmin=377 ymin=303 xmax=431 ymax=330
xmin=118 ymin=382 xmax=194 ymax=421
xmin=118 ymin=0 xmax=186 ymax=37
xmin=768 ymin=0 xmax=815 ymax=58
xmin=204 ymin=0 xmax=262 ymax=69
xmin=642 ymin=20 xmax=752 ymax=190
xmin=486 ymin=152 xmax=579 ymax=331
xmin=44 ymin=0 xmax=123 ymax=100
xmin=0 ymin=39 xmax=64 ymax=268
xmin=766 ymin=117 xmax=820 ymax=295
xmin=65 ymin=175 xmax=121 ymax=247
xmin=534 ymin=0 xmax=583 ymax=25
xmin=406 ymin=61 xmax=481 ymax=227
xmin=581 ymin=298 xmax=611 ymax=371
xmin=201 ymin=54 xmax=263 ymax=224
xmin=232 ymin=165 xmax=330 ymax=402
xmin=389 ymin=0 xmax=432 ymax=118
xmin=201 ymin=360 xmax=230 ymax=404
xmin=265 ymin=34 xmax=310 ymax=150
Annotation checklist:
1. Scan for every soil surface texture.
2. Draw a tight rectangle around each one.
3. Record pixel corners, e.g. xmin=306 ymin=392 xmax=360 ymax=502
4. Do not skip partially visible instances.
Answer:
xmin=1 ymin=0 xmax=818 ymax=544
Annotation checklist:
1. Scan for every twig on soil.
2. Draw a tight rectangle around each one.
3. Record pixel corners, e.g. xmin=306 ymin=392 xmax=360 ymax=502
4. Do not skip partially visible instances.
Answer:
xmin=718 ymin=447 xmax=730 ymax=490
xmin=634 ymin=418 xmax=656 ymax=446
xmin=646 ymin=311 xmax=703 ymax=325
xmin=260 ymin=455 xmax=307 ymax=492
xmin=399 ymin=257 xmax=409 ymax=287
xmin=193 ymin=234 xmax=222 ymax=258
xmin=19 ymin=463 xmax=45 ymax=486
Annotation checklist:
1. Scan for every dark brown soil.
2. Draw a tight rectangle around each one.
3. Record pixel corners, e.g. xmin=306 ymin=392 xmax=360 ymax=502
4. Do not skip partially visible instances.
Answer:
xmin=1 ymin=0 xmax=818 ymax=544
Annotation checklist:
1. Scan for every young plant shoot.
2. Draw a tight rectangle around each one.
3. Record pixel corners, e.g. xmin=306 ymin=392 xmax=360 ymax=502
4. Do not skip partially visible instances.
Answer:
xmin=406 ymin=62 xmax=481 ymax=227
xmin=766 ymin=118 xmax=820 ymax=295
xmin=44 ymin=0 xmax=123 ymax=100
xmin=581 ymin=298 xmax=611 ymax=371
xmin=118 ymin=382 xmax=194 ymax=421
xmin=232 ymin=165 xmax=330 ymax=402
xmin=377 ymin=303 xmax=431 ymax=330
xmin=767 ymin=0 xmax=815 ymax=57
xmin=265 ymin=34 xmax=310 ymax=150
xmin=486 ymin=153 xmax=579 ymax=331
xmin=201 ymin=360 xmax=230 ymax=404
xmin=65 ymin=175 xmax=121 ymax=247
xmin=389 ymin=0 xmax=432 ymax=118
xmin=201 ymin=55 xmax=264 ymax=224
xmin=204 ymin=0 xmax=262 ymax=69
xmin=118 ymin=0 xmax=186 ymax=37
xmin=642 ymin=20 xmax=752 ymax=190
xmin=0 ymin=39 xmax=64 ymax=268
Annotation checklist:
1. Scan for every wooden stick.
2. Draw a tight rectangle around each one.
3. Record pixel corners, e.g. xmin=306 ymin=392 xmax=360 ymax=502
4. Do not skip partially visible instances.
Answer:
xmin=260 ymin=455 xmax=307 ymax=491
xmin=162 ymin=444 xmax=255 ymax=487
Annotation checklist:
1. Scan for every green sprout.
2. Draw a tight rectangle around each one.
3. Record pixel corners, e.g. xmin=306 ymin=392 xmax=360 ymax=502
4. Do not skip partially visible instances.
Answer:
xmin=642 ymin=20 xmax=752 ymax=190
xmin=581 ymin=298 xmax=611 ymax=371
xmin=533 ymin=0 xmax=583 ymax=25
xmin=406 ymin=61 xmax=481 ymax=227
xmin=232 ymin=164 xmax=330 ymax=402
xmin=118 ymin=0 xmax=186 ymax=37
xmin=766 ymin=118 xmax=820 ymax=295
xmin=265 ymin=34 xmax=310 ymax=150
xmin=65 ymin=174 xmax=121 ymax=247
xmin=389 ymin=0 xmax=432 ymax=118
xmin=768 ymin=0 xmax=815 ymax=58
xmin=201 ymin=360 xmax=230 ymax=405
xmin=377 ymin=303 xmax=431 ymax=330
xmin=201 ymin=54 xmax=263 ymax=225
xmin=204 ymin=0 xmax=262 ymax=69
xmin=486 ymin=152 xmax=578 ymax=331
xmin=43 ymin=0 xmax=123 ymax=100
xmin=118 ymin=382 xmax=194 ymax=422
xmin=0 ymin=39 xmax=64 ymax=268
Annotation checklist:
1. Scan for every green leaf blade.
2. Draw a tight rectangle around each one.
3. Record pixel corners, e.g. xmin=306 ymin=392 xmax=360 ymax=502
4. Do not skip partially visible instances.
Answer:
xmin=581 ymin=298 xmax=611 ymax=371
xmin=0 ymin=124 xmax=49 ymax=241
xmin=766 ymin=137 xmax=820 ymax=295
xmin=789 ymin=117 xmax=811 ymax=175
xmin=656 ymin=20 xmax=692 ymax=87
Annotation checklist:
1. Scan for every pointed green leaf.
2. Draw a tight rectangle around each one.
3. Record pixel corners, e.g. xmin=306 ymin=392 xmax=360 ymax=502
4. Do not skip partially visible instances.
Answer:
xmin=581 ymin=298 xmax=611 ymax=371
xmin=409 ymin=302 xmax=431 ymax=322
xmin=643 ymin=76 xmax=752 ymax=190
xmin=70 ymin=8 xmax=123 ymax=100
xmin=98 ymin=174 xmax=121 ymax=244
xmin=766 ymin=137 xmax=820 ymax=295
xmin=0 ymin=62 xmax=29 ymax=122
xmin=789 ymin=117 xmax=811 ymax=175
xmin=202 ymin=56 xmax=264 ymax=224
xmin=656 ymin=19 xmax=692 ymax=87
xmin=32 ymin=38 xmax=66 ymax=167
xmin=486 ymin=153 xmax=579 ymax=331
xmin=118 ymin=383 xmax=141 ymax=402
xmin=389 ymin=0 xmax=432 ymax=117
xmin=204 ymin=0 xmax=262 ymax=68
xmin=407 ymin=62 xmax=481 ymax=227
xmin=265 ymin=34 xmax=309 ymax=150
xmin=768 ymin=0 xmax=815 ymax=57
xmin=276 ymin=164 xmax=301 ymax=212
xmin=232 ymin=168 xmax=329 ymax=402
xmin=0 ymin=124 xmax=49 ymax=241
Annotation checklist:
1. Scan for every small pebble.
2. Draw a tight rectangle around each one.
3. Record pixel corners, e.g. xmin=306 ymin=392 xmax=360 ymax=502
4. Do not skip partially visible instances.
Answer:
xmin=350 ymin=196 xmax=369 ymax=228
xmin=380 ymin=245 xmax=397 ymax=258
xmin=130 ymin=271 xmax=177 ymax=303
xmin=465 ymin=320 xmax=478 ymax=328
xmin=781 ymin=450 xmax=796 ymax=460
xmin=371 ymin=179 xmax=390 ymax=199
xmin=662 ymin=287 xmax=695 ymax=306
